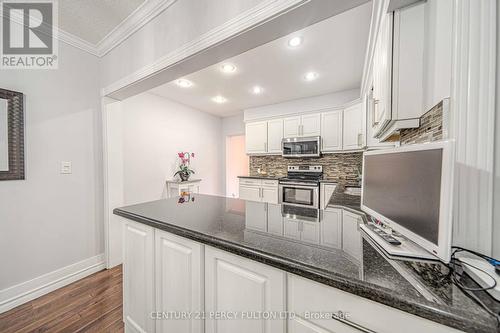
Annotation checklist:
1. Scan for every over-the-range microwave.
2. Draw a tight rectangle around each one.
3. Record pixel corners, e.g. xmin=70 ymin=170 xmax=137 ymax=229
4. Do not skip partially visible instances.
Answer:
xmin=282 ymin=136 xmax=321 ymax=158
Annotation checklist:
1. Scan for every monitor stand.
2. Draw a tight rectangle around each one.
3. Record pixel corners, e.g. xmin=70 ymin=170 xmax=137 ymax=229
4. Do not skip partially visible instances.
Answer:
xmin=360 ymin=223 xmax=437 ymax=261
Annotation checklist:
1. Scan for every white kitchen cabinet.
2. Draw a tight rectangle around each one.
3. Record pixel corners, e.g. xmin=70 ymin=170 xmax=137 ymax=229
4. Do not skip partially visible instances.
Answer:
xmin=284 ymin=114 xmax=320 ymax=138
xmin=283 ymin=218 xmax=301 ymax=240
xmin=239 ymin=185 xmax=262 ymax=202
xmin=283 ymin=116 xmax=301 ymax=137
xmin=288 ymin=274 xmax=462 ymax=333
xmin=239 ymin=179 xmax=278 ymax=204
xmin=372 ymin=2 xmax=425 ymax=140
xmin=245 ymin=201 xmax=268 ymax=232
xmin=205 ymin=247 xmax=286 ymax=333
xmin=320 ymin=110 xmax=343 ymax=152
xmin=300 ymin=221 xmax=320 ymax=244
xmin=342 ymin=210 xmax=363 ymax=262
xmin=320 ymin=183 xmax=337 ymax=209
xmin=301 ymin=113 xmax=321 ymax=136
xmin=246 ymin=121 xmax=268 ymax=154
xmin=343 ymin=103 xmax=365 ymax=150
xmin=123 ymin=220 xmax=155 ymax=333
xmin=321 ymin=209 xmax=342 ymax=249
xmin=261 ymin=186 xmax=278 ymax=204
xmin=155 ymin=230 xmax=203 ymax=333
xmin=267 ymin=119 xmax=283 ymax=153
xmin=267 ymin=204 xmax=283 ymax=236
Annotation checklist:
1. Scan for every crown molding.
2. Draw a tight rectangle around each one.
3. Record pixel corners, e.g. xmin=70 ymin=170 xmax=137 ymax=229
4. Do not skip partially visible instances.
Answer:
xmin=101 ymin=0 xmax=309 ymax=96
xmin=50 ymin=0 xmax=178 ymax=57
xmin=95 ymin=0 xmax=178 ymax=56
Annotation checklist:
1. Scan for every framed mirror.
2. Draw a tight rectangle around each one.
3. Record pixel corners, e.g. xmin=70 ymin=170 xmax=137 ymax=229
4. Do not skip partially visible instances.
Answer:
xmin=0 ymin=88 xmax=24 ymax=180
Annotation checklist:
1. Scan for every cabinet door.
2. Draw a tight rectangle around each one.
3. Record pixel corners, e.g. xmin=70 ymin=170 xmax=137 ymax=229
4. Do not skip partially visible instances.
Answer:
xmin=205 ymin=247 xmax=286 ymax=333
xmin=342 ymin=211 xmax=363 ymax=262
xmin=372 ymin=12 xmax=393 ymax=134
xmin=246 ymin=121 xmax=268 ymax=154
xmin=123 ymin=220 xmax=155 ymax=333
xmin=239 ymin=185 xmax=261 ymax=202
xmin=289 ymin=316 xmax=362 ymax=333
xmin=245 ymin=201 xmax=267 ymax=232
xmin=261 ymin=186 xmax=278 ymax=204
xmin=283 ymin=116 xmax=301 ymax=138
xmin=155 ymin=230 xmax=203 ymax=333
xmin=267 ymin=119 xmax=283 ymax=153
xmin=321 ymin=184 xmax=337 ymax=210
xmin=321 ymin=209 xmax=342 ymax=249
xmin=267 ymin=204 xmax=283 ymax=236
xmin=284 ymin=218 xmax=301 ymax=240
xmin=321 ymin=111 xmax=343 ymax=152
xmin=301 ymin=221 xmax=320 ymax=244
xmin=343 ymin=103 xmax=364 ymax=150
xmin=301 ymin=113 xmax=321 ymax=137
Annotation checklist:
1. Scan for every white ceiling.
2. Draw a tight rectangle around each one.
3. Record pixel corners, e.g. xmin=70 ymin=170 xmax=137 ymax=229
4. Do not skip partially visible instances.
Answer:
xmin=59 ymin=0 xmax=145 ymax=45
xmin=150 ymin=2 xmax=372 ymax=117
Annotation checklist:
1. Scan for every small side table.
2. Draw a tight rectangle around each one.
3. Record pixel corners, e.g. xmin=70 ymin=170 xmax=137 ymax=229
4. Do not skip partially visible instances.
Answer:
xmin=166 ymin=179 xmax=201 ymax=198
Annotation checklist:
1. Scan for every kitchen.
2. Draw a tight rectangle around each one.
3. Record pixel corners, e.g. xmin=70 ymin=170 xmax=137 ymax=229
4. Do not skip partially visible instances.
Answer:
xmin=0 ymin=0 xmax=499 ymax=333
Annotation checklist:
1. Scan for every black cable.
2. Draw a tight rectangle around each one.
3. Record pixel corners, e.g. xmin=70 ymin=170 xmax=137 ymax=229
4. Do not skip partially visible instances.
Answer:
xmin=447 ymin=247 xmax=500 ymax=327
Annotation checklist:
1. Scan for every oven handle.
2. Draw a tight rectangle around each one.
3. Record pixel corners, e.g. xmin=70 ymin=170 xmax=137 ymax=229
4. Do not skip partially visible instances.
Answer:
xmin=279 ymin=183 xmax=319 ymax=188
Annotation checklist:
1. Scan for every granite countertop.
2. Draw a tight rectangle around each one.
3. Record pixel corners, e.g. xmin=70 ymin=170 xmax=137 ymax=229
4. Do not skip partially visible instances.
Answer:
xmin=328 ymin=183 xmax=362 ymax=210
xmin=238 ymin=175 xmax=282 ymax=180
xmin=114 ymin=194 xmax=499 ymax=333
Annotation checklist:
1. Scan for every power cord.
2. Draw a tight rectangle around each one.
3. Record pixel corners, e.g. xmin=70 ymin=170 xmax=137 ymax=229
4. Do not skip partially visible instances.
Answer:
xmin=447 ymin=246 xmax=500 ymax=327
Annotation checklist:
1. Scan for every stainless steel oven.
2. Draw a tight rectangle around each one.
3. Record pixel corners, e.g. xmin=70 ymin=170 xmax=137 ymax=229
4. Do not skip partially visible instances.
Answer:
xmin=282 ymin=136 xmax=321 ymax=158
xmin=278 ymin=166 xmax=322 ymax=209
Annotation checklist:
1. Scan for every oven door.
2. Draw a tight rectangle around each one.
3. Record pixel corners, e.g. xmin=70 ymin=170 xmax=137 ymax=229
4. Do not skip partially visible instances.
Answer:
xmin=282 ymin=136 xmax=320 ymax=158
xmin=279 ymin=183 xmax=319 ymax=208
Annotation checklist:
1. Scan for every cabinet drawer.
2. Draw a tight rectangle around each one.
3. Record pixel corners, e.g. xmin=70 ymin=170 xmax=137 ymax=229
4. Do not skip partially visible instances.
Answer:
xmin=288 ymin=274 xmax=460 ymax=333
xmin=239 ymin=178 xmax=262 ymax=186
xmin=262 ymin=179 xmax=278 ymax=187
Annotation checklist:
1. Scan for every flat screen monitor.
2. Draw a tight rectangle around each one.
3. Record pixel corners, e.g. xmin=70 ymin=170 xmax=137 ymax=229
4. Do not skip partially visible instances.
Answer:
xmin=361 ymin=141 xmax=454 ymax=262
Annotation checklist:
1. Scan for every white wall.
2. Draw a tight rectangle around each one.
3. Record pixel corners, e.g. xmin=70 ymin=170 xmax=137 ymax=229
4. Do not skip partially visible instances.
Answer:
xmin=243 ymin=89 xmax=360 ymax=121
xmin=0 ymin=43 xmax=102 ymax=290
xmin=494 ymin=1 xmax=500 ymax=259
xmin=120 ymin=93 xmax=223 ymax=204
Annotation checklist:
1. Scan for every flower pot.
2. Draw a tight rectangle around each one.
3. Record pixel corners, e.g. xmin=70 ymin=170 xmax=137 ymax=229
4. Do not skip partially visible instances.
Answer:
xmin=179 ymin=172 xmax=190 ymax=181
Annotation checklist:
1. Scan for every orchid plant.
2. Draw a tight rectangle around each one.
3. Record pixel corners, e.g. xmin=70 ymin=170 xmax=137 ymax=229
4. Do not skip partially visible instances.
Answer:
xmin=174 ymin=152 xmax=195 ymax=181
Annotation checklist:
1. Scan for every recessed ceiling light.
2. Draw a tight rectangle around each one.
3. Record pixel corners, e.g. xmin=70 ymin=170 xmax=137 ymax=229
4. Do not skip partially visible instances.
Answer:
xmin=212 ymin=95 xmax=227 ymax=104
xmin=304 ymin=71 xmax=319 ymax=81
xmin=220 ymin=63 xmax=237 ymax=73
xmin=252 ymin=86 xmax=263 ymax=94
xmin=288 ymin=36 xmax=303 ymax=47
xmin=175 ymin=79 xmax=193 ymax=88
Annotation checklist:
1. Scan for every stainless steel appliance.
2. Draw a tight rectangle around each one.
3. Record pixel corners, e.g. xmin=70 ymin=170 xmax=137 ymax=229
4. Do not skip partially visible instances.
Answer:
xmin=279 ymin=165 xmax=322 ymax=208
xmin=282 ymin=136 xmax=321 ymax=158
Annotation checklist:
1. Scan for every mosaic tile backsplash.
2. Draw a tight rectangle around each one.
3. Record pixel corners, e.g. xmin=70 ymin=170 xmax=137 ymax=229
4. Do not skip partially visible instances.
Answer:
xmin=400 ymin=102 xmax=443 ymax=144
xmin=249 ymin=153 xmax=363 ymax=186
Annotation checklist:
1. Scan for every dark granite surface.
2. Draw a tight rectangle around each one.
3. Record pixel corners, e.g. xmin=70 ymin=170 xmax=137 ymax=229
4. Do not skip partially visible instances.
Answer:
xmin=327 ymin=183 xmax=362 ymax=210
xmin=238 ymin=175 xmax=281 ymax=180
xmin=114 ymin=194 xmax=499 ymax=333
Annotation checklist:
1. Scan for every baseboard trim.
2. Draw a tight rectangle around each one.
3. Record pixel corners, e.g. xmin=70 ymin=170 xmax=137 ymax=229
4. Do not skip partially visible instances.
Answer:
xmin=0 ymin=254 xmax=106 ymax=314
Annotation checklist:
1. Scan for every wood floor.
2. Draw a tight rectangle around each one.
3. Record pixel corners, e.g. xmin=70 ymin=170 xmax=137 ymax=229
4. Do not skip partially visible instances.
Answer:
xmin=0 ymin=265 xmax=124 ymax=333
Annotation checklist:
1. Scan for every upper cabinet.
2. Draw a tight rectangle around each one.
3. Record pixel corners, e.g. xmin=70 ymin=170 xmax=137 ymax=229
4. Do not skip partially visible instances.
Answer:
xmin=321 ymin=110 xmax=343 ymax=152
xmin=343 ymin=103 xmax=365 ymax=150
xmin=267 ymin=119 xmax=283 ymax=153
xmin=371 ymin=1 xmax=425 ymax=140
xmin=283 ymin=113 xmax=321 ymax=138
xmin=245 ymin=121 xmax=267 ymax=154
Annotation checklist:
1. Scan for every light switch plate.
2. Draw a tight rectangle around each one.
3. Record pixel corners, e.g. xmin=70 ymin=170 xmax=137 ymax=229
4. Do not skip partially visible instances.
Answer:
xmin=61 ymin=161 xmax=72 ymax=174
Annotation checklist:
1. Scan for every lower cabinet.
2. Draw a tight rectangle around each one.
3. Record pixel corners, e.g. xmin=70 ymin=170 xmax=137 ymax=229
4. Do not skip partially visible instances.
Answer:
xmin=288 ymin=275 xmax=460 ymax=333
xmin=123 ymin=220 xmax=155 ymax=333
xmin=205 ymin=247 xmax=286 ymax=333
xmin=239 ymin=179 xmax=279 ymax=204
xmin=155 ymin=230 xmax=203 ymax=333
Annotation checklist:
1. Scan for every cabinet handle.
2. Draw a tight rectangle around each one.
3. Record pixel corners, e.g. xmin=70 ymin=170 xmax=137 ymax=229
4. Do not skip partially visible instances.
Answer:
xmin=259 ymin=188 xmax=263 ymax=198
xmin=357 ymin=133 xmax=363 ymax=147
xmin=331 ymin=313 xmax=376 ymax=333
xmin=299 ymin=124 xmax=303 ymax=136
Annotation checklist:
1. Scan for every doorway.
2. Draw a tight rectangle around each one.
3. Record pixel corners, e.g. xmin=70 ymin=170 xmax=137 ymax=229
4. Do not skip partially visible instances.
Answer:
xmin=225 ymin=135 xmax=248 ymax=198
